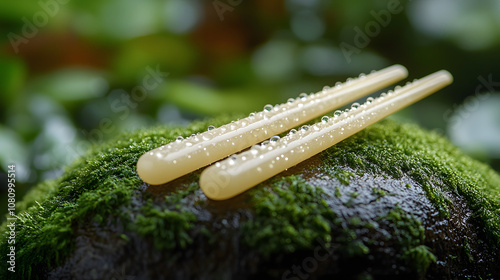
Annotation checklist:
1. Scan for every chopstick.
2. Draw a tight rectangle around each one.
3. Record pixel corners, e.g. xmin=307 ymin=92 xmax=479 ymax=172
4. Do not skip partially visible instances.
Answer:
xmin=137 ymin=65 xmax=408 ymax=185
xmin=199 ymin=70 xmax=453 ymax=200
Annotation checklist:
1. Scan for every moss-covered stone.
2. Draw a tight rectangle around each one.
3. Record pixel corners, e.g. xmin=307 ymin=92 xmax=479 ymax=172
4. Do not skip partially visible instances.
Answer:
xmin=242 ymin=175 xmax=336 ymax=256
xmin=1 ymin=116 xmax=499 ymax=279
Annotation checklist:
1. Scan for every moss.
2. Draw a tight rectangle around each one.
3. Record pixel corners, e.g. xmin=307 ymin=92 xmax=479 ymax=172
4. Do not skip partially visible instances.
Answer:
xmin=334 ymin=186 xmax=342 ymax=198
xmin=344 ymin=197 xmax=355 ymax=208
xmin=336 ymin=223 xmax=370 ymax=257
xmin=241 ymin=175 xmax=336 ymax=256
xmin=1 ymin=116 xmax=499 ymax=278
xmin=372 ymin=187 xmax=388 ymax=199
xmin=130 ymin=181 xmax=199 ymax=250
xmin=164 ymin=181 xmax=198 ymax=205
xmin=377 ymin=205 xmax=436 ymax=273
xmin=321 ymin=166 xmax=354 ymax=185
xmin=463 ymin=237 xmax=474 ymax=263
xmin=0 ymin=115 xmax=238 ymax=279
xmin=403 ymin=245 xmax=437 ymax=274
xmin=15 ymin=179 xmax=60 ymax=214
xmin=131 ymin=200 xmax=196 ymax=250
xmin=322 ymin=119 xmax=500 ymax=246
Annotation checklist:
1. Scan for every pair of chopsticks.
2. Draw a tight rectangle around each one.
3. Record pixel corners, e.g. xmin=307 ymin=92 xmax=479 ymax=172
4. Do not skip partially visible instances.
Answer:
xmin=137 ymin=65 xmax=453 ymax=200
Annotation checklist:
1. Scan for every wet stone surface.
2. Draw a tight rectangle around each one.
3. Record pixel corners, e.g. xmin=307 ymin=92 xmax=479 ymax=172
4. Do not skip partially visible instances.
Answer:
xmin=49 ymin=154 xmax=499 ymax=280
xmin=3 ymin=118 xmax=498 ymax=280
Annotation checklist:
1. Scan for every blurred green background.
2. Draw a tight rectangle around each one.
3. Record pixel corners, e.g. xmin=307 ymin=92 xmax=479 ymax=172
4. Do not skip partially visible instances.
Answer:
xmin=1 ymin=0 xmax=500 ymax=218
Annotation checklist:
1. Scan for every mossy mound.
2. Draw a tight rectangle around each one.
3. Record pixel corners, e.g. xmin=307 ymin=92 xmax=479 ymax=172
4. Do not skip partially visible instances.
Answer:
xmin=1 ymin=116 xmax=499 ymax=279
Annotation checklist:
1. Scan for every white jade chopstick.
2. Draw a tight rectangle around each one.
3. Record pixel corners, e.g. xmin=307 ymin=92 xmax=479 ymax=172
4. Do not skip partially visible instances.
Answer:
xmin=199 ymin=70 xmax=453 ymax=200
xmin=137 ymin=65 xmax=408 ymax=185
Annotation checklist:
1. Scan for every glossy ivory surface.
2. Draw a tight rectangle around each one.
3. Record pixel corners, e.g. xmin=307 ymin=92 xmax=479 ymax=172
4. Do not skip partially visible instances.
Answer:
xmin=200 ymin=70 xmax=453 ymax=200
xmin=137 ymin=65 xmax=408 ymax=185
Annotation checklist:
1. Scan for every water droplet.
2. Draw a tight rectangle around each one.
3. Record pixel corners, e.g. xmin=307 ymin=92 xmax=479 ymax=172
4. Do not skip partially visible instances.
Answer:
xmin=176 ymin=136 xmax=184 ymax=142
xmin=346 ymin=77 xmax=353 ymax=82
xmin=322 ymin=86 xmax=331 ymax=91
xmin=288 ymin=129 xmax=297 ymax=135
xmin=387 ymin=90 xmax=394 ymax=96
xmin=208 ymin=125 xmax=216 ymax=131
xmin=366 ymin=97 xmax=374 ymax=104
xmin=380 ymin=92 xmax=387 ymax=98
xmin=359 ymin=73 xmax=366 ymax=78
xmin=299 ymin=93 xmax=308 ymax=100
xmin=229 ymin=155 xmax=237 ymax=165
xmin=249 ymin=112 xmax=256 ymax=117
xmin=270 ymin=135 xmax=280 ymax=143
xmin=334 ymin=110 xmax=342 ymax=117
xmin=335 ymin=81 xmax=342 ymax=88
xmin=351 ymin=102 xmax=360 ymax=110
xmin=300 ymin=125 xmax=309 ymax=131
xmin=321 ymin=116 xmax=330 ymax=123
xmin=185 ymin=142 xmax=193 ymax=147
xmin=287 ymin=98 xmax=295 ymax=103
xmin=261 ymin=140 xmax=270 ymax=146
xmin=264 ymin=104 xmax=273 ymax=112
xmin=395 ymin=85 xmax=402 ymax=91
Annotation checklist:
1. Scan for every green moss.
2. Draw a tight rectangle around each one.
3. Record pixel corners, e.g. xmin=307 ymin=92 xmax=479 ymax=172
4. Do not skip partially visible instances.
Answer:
xmin=336 ymin=223 xmax=370 ymax=257
xmin=15 ymin=179 xmax=60 ymax=214
xmin=1 ymin=116 xmax=499 ymax=278
xmin=164 ymin=181 xmax=198 ymax=205
xmin=0 ymin=115 xmax=238 ymax=279
xmin=463 ymin=236 xmax=473 ymax=263
xmin=372 ymin=187 xmax=388 ymax=199
xmin=344 ymin=197 xmax=355 ymax=208
xmin=322 ymin=119 xmax=500 ymax=246
xmin=242 ymin=175 xmax=336 ymax=256
xmin=334 ymin=186 xmax=342 ymax=198
xmin=130 ymin=181 xmax=200 ymax=250
xmin=131 ymin=200 xmax=196 ymax=250
xmin=377 ymin=205 xmax=436 ymax=273
xmin=403 ymin=245 xmax=437 ymax=273
xmin=321 ymin=166 xmax=354 ymax=185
